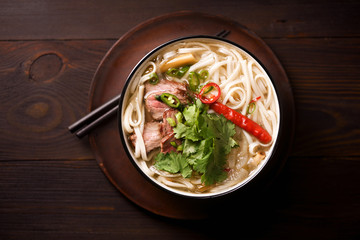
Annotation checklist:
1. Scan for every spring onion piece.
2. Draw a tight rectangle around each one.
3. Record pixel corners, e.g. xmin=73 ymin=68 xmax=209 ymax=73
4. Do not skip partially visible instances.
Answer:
xmin=148 ymin=73 xmax=159 ymax=85
xmin=175 ymin=112 xmax=183 ymax=123
xmin=176 ymin=144 xmax=183 ymax=152
xmin=188 ymin=72 xmax=200 ymax=92
xmin=166 ymin=65 xmax=190 ymax=78
xmin=177 ymin=65 xmax=190 ymax=77
xmin=166 ymin=68 xmax=179 ymax=77
xmin=246 ymin=96 xmax=261 ymax=115
xmin=166 ymin=117 xmax=176 ymax=127
xmin=247 ymin=102 xmax=256 ymax=114
xmin=198 ymin=69 xmax=209 ymax=80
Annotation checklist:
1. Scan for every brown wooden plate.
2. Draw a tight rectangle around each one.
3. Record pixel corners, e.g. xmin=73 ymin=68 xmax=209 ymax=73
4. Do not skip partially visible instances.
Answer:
xmin=88 ymin=11 xmax=295 ymax=219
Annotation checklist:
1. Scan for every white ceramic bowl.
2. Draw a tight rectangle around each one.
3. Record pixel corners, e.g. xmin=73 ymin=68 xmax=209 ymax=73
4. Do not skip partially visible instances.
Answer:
xmin=118 ymin=36 xmax=281 ymax=198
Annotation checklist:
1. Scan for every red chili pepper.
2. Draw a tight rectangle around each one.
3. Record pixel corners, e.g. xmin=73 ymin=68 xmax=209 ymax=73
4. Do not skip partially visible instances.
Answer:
xmin=210 ymin=102 xmax=272 ymax=144
xmin=250 ymin=96 xmax=261 ymax=103
xmin=198 ymin=82 xmax=221 ymax=104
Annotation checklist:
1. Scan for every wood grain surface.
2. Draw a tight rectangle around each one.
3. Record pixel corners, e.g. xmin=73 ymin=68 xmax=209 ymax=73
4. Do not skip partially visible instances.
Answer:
xmin=0 ymin=0 xmax=359 ymax=239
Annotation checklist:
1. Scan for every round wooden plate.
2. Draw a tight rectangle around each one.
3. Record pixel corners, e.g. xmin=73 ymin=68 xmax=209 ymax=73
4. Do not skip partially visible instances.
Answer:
xmin=88 ymin=11 xmax=295 ymax=219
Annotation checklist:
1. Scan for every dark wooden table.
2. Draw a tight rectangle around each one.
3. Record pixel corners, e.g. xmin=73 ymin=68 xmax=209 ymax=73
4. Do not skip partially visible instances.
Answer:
xmin=1 ymin=1 xmax=359 ymax=239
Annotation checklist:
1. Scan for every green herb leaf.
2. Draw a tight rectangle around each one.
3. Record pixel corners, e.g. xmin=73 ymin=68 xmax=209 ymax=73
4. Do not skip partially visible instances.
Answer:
xmin=186 ymin=138 xmax=214 ymax=174
xmin=154 ymin=152 xmax=192 ymax=178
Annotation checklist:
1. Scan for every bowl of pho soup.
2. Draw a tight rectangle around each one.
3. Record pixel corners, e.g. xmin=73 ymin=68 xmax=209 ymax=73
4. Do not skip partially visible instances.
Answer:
xmin=118 ymin=36 xmax=280 ymax=198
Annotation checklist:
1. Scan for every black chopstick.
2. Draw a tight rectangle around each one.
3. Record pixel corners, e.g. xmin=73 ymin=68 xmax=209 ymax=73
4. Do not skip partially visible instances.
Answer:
xmin=72 ymin=105 xmax=119 ymax=138
xmin=69 ymin=30 xmax=231 ymax=138
xmin=216 ymin=29 xmax=231 ymax=38
xmin=68 ymin=94 xmax=120 ymax=138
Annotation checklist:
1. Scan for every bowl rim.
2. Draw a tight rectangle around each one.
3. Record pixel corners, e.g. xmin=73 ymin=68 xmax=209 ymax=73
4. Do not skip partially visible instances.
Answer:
xmin=118 ymin=35 xmax=282 ymax=199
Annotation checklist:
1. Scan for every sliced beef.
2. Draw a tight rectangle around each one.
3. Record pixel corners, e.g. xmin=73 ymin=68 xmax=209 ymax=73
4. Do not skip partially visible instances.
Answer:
xmin=161 ymin=133 xmax=182 ymax=153
xmin=129 ymin=109 xmax=182 ymax=154
xmin=145 ymin=78 xmax=187 ymax=95
xmin=144 ymin=79 xmax=189 ymax=120
xmin=129 ymin=122 xmax=162 ymax=153
xmin=144 ymin=94 xmax=169 ymax=120
xmin=131 ymin=79 xmax=189 ymax=154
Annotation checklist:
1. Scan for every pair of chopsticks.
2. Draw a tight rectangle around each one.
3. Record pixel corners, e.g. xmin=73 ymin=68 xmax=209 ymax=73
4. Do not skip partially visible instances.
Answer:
xmin=69 ymin=30 xmax=231 ymax=138
xmin=68 ymin=95 xmax=120 ymax=138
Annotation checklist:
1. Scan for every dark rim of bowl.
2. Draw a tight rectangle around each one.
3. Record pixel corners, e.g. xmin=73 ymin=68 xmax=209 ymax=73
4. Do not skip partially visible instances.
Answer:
xmin=118 ymin=35 xmax=283 ymax=199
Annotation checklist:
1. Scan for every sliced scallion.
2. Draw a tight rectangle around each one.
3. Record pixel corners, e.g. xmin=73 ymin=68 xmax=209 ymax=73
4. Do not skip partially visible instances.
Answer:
xmin=247 ymin=102 xmax=256 ymax=115
xmin=148 ymin=73 xmax=159 ymax=85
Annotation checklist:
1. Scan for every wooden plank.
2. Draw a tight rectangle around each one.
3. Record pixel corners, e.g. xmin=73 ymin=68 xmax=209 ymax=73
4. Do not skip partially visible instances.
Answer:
xmin=0 ymin=37 xmax=359 ymax=160
xmin=0 ymin=0 xmax=359 ymax=40
xmin=0 ymin=40 xmax=115 ymax=160
xmin=0 ymin=157 xmax=358 ymax=239
xmin=266 ymin=38 xmax=360 ymax=156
